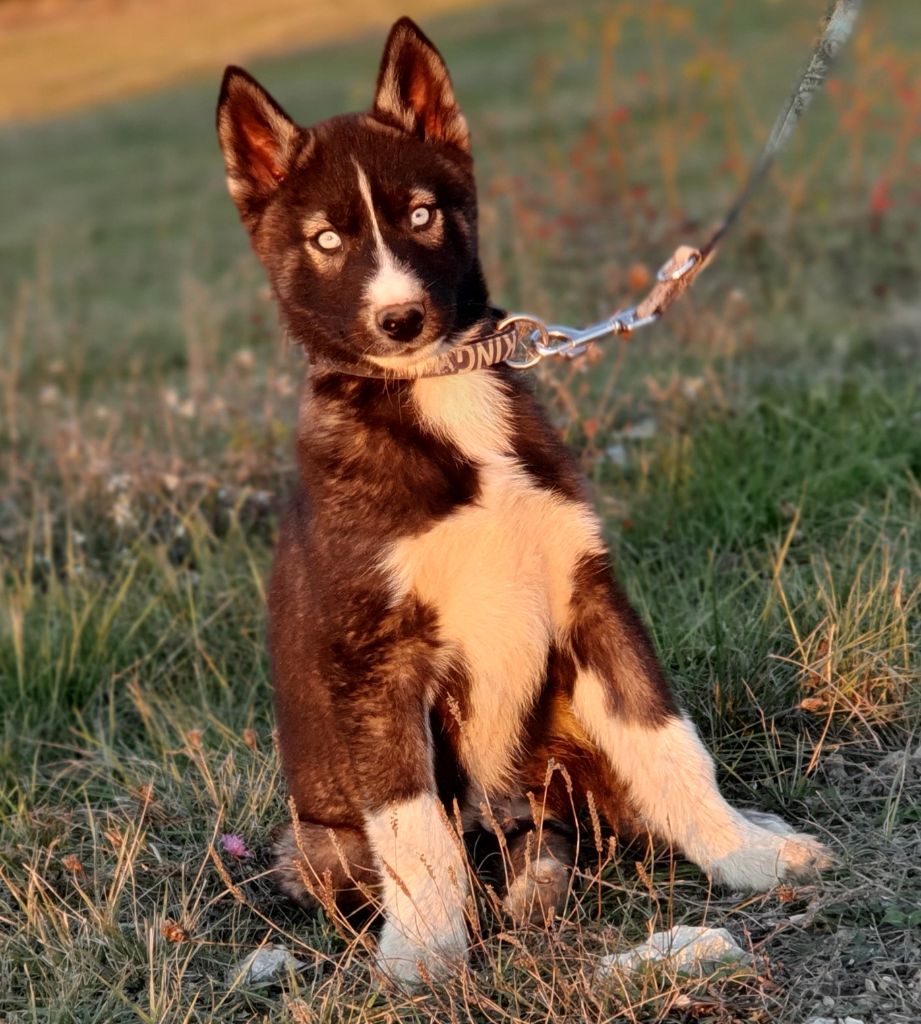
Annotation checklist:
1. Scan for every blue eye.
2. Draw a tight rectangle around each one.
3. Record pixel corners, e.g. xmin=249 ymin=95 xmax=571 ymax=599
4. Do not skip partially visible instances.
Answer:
xmin=316 ymin=229 xmax=342 ymax=251
xmin=410 ymin=206 xmax=432 ymax=229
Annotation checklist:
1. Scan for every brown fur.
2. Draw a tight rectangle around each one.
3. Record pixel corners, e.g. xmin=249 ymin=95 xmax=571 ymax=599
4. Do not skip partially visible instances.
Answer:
xmin=216 ymin=16 xmax=831 ymax=985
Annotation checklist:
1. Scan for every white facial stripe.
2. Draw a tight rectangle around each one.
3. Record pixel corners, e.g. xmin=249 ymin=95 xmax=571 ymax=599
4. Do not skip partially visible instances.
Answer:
xmin=354 ymin=162 xmax=386 ymax=252
xmin=353 ymin=161 xmax=423 ymax=312
xmin=365 ymin=255 xmax=423 ymax=311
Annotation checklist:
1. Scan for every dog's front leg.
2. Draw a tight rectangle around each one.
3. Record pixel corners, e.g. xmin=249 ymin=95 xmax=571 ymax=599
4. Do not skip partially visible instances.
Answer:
xmin=564 ymin=553 xmax=833 ymax=890
xmin=346 ymin=698 xmax=468 ymax=985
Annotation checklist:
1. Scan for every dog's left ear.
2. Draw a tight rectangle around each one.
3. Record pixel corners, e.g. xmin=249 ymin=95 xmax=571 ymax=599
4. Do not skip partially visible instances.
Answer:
xmin=217 ymin=66 xmax=300 ymax=229
xmin=372 ymin=17 xmax=470 ymax=154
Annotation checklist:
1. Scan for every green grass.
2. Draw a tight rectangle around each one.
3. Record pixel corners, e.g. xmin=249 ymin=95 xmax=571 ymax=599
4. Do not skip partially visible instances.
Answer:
xmin=1 ymin=0 xmax=920 ymax=1020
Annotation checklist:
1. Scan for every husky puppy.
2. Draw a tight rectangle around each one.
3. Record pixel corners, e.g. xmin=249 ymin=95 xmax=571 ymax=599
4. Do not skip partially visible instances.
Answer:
xmin=216 ymin=18 xmax=831 ymax=985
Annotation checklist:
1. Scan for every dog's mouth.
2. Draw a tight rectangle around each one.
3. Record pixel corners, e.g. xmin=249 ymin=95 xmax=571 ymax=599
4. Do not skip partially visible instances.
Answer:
xmin=361 ymin=306 xmax=460 ymax=371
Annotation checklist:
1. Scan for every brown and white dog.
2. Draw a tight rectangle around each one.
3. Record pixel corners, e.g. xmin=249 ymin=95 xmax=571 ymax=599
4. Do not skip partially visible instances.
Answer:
xmin=216 ymin=17 xmax=832 ymax=985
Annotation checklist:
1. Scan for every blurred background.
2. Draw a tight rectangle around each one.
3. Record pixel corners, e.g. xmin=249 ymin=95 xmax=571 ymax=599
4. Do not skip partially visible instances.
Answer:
xmin=1 ymin=3 xmax=919 ymax=1019
xmin=2 ymin=0 xmax=920 ymax=840
xmin=2 ymin=0 xmax=917 ymax=545
xmin=0 ymin=0 xmax=491 ymax=120
xmin=1 ymin=0 xmax=917 ymax=492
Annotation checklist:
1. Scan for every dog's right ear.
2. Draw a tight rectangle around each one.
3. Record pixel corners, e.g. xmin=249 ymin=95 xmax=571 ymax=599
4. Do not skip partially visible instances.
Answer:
xmin=372 ymin=18 xmax=470 ymax=154
xmin=217 ymin=67 xmax=299 ymax=228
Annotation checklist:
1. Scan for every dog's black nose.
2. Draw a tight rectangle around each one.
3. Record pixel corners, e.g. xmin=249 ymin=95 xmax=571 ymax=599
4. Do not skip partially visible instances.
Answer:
xmin=377 ymin=303 xmax=425 ymax=342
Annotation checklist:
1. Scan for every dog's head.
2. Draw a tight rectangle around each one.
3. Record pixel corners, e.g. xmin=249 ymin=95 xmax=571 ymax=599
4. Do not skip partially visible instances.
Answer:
xmin=217 ymin=18 xmax=489 ymax=374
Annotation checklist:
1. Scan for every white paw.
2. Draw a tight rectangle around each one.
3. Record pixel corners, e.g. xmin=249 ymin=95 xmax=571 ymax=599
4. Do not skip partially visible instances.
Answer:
xmin=376 ymin=912 xmax=468 ymax=986
xmin=365 ymin=793 xmax=470 ymax=986
xmin=709 ymin=812 xmax=834 ymax=891
xmin=502 ymin=856 xmax=570 ymax=925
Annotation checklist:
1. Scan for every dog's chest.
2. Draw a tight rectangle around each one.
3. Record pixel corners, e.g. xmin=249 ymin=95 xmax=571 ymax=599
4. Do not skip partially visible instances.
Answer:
xmin=382 ymin=373 xmax=603 ymax=790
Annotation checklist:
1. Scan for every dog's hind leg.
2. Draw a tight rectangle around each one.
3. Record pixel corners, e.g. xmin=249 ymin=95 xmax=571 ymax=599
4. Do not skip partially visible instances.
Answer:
xmin=271 ymin=819 xmax=379 ymax=923
xmin=563 ymin=552 xmax=833 ymax=890
xmin=463 ymin=794 xmax=575 ymax=926
xmin=501 ymin=821 xmax=575 ymax=925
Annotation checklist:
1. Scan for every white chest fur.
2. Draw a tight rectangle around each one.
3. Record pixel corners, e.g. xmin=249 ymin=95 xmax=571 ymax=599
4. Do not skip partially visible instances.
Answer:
xmin=381 ymin=373 xmax=603 ymax=792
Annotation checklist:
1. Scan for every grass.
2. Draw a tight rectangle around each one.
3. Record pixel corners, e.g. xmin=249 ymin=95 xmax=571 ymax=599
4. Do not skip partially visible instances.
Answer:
xmin=1 ymin=0 xmax=920 ymax=1020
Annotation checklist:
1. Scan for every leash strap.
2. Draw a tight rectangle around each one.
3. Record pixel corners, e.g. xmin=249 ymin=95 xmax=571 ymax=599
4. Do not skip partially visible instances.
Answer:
xmin=633 ymin=0 xmax=861 ymax=321
xmin=309 ymin=0 xmax=860 ymax=381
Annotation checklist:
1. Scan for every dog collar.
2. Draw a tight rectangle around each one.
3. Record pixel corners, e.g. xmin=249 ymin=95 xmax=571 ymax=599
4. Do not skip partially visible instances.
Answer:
xmin=306 ymin=317 xmax=523 ymax=381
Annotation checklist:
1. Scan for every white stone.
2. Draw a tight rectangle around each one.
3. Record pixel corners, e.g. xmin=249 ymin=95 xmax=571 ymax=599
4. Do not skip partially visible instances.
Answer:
xmin=605 ymin=444 xmax=628 ymax=467
xmin=230 ymin=945 xmax=306 ymax=986
xmin=597 ymin=925 xmax=752 ymax=978
xmin=612 ymin=417 xmax=658 ymax=440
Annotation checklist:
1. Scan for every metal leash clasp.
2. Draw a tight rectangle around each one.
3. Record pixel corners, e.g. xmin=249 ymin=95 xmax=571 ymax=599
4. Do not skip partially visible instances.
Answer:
xmin=499 ymin=314 xmax=550 ymax=369
xmin=498 ymin=247 xmax=701 ymax=370
xmin=500 ymin=304 xmax=661 ymax=370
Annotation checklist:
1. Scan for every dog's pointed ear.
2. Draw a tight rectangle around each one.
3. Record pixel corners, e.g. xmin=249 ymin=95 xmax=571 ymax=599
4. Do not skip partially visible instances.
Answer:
xmin=372 ymin=18 xmax=470 ymax=154
xmin=217 ymin=67 xmax=300 ymax=226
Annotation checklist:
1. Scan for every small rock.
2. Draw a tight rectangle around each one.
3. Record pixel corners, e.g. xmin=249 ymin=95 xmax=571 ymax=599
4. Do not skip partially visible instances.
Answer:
xmin=612 ymin=417 xmax=657 ymax=440
xmin=605 ymin=444 xmax=628 ymax=467
xmin=39 ymin=384 xmax=60 ymax=407
xmin=230 ymin=946 xmax=306 ymax=986
xmin=597 ymin=925 xmax=752 ymax=978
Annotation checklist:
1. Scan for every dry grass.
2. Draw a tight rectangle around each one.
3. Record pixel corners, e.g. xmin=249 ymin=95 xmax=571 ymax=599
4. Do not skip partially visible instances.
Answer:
xmin=773 ymin=511 xmax=920 ymax=745
xmin=1 ymin=0 xmax=920 ymax=1020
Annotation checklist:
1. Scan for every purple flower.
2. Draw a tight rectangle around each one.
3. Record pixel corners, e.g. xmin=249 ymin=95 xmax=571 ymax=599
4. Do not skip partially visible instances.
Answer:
xmin=220 ymin=833 xmax=253 ymax=859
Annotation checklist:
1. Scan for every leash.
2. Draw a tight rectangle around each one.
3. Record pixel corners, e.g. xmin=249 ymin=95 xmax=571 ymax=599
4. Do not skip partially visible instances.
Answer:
xmin=313 ymin=0 xmax=860 ymax=381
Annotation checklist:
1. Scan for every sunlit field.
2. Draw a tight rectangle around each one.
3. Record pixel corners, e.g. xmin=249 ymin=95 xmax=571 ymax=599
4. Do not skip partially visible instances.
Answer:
xmin=1 ymin=1 xmax=919 ymax=1020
